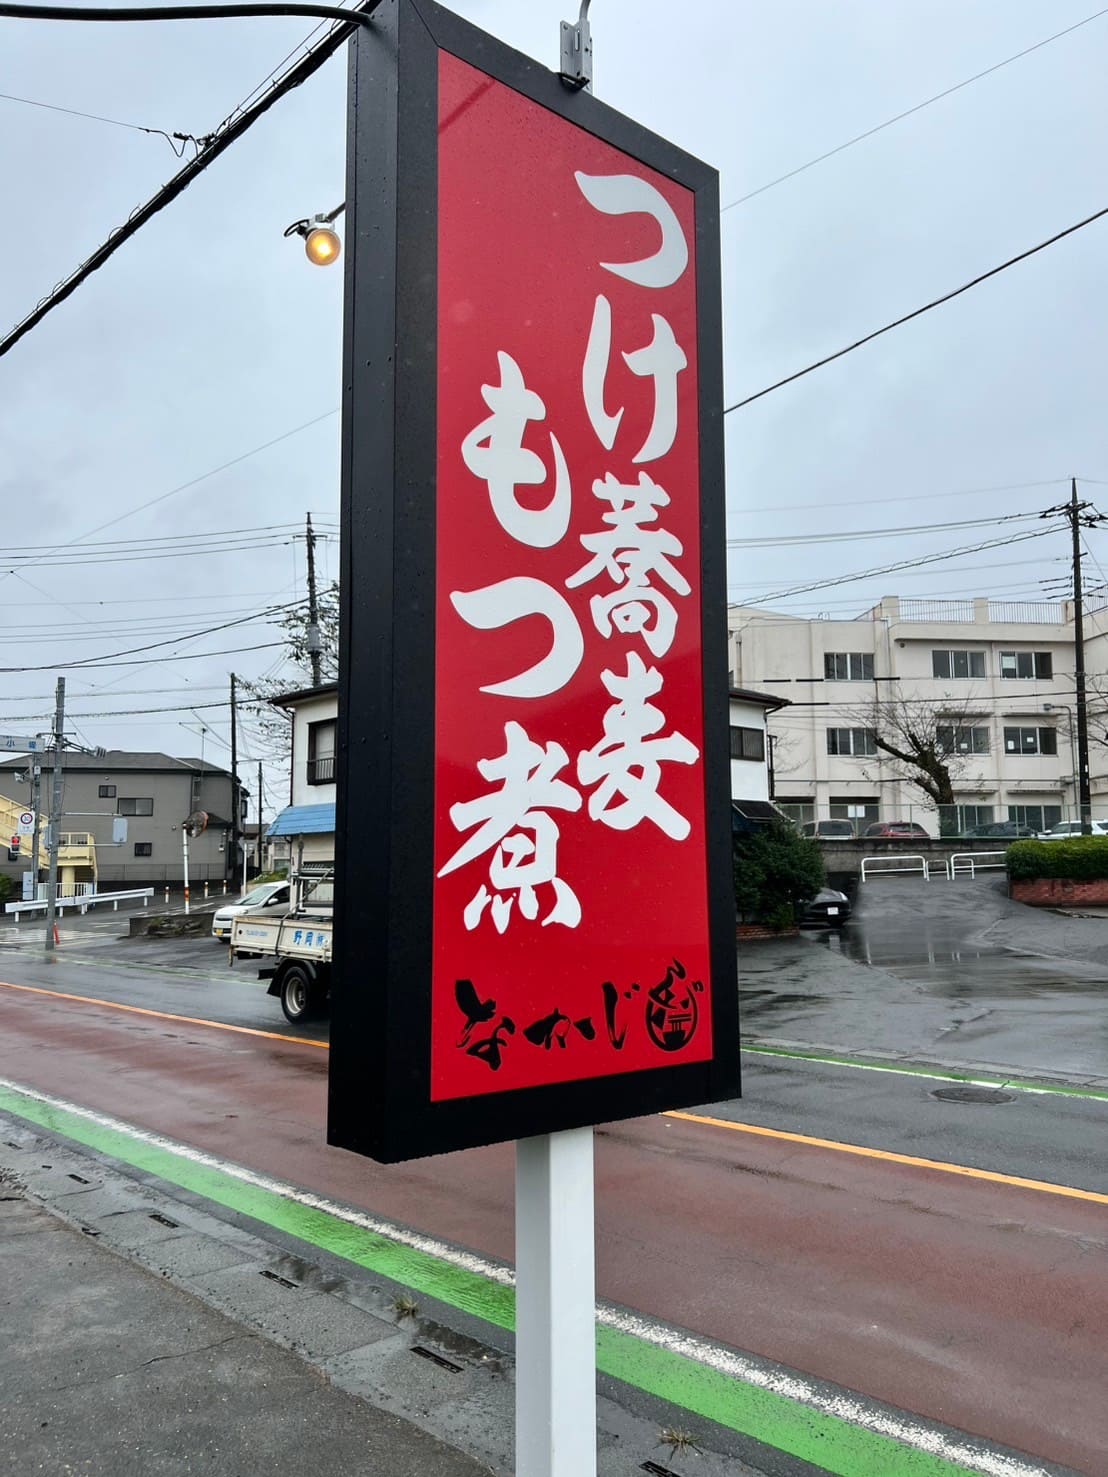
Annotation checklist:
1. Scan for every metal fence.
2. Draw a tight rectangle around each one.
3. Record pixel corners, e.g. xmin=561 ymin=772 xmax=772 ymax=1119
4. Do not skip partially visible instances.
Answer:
xmin=773 ymin=801 xmax=1099 ymax=840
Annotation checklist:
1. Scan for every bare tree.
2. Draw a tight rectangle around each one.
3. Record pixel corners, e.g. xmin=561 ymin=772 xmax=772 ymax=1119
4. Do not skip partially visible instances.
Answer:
xmin=841 ymin=693 xmax=991 ymax=827
xmin=238 ymin=581 xmax=340 ymax=764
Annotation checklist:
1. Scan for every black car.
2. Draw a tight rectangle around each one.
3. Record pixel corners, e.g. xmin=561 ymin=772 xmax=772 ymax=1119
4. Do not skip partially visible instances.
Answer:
xmin=960 ymin=821 xmax=1036 ymax=839
xmin=799 ymin=887 xmax=851 ymax=928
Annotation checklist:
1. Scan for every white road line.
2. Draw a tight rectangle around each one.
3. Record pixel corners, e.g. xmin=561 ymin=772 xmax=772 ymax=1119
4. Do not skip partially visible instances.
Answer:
xmin=0 ymin=1076 xmax=1050 ymax=1477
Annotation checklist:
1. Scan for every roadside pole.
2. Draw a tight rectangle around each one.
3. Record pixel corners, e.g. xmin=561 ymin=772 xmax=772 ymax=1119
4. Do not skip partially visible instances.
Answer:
xmin=256 ymin=761 xmax=263 ymax=873
xmin=182 ymin=828 xmax=190 ymax=914
xmin=43 ymin=678 xmax=65 ymax=953
xmin=516 ymin=1129 xmax=597 ymax=1477
xmin=29 ymin=751 xmax=42 ymax=898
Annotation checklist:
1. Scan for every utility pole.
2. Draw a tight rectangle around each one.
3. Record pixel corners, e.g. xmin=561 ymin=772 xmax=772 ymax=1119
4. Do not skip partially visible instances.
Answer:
xmin=1070 ymin=478 xmax=1093 ymax=833
xmin=43 ymin=678 xmax=65 ymax=954
xmin=256 ymin=760 xmax=264 ymax=873
xmin=305 ymin=511 xmax=322 ymax=687
xmin=29 ymin=750 xmax=42 ymax=897
xmin=230 ymin=672 xmax=239 ymax=887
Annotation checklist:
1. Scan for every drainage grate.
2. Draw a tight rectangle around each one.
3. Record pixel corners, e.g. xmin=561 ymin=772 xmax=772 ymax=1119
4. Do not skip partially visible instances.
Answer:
xmin=641 ymin=1464 xmax=681 ymax=1477
xmin=411 ymin=1345 xmax=463 ymax=1373
xmin=931 ymin=1086 xmax=1014 ymax=1105
xmin=67 ymin=1173 xmax=91 ymax=1184
xmin=259 ymin=1269 xmax=299 ymax=1290
xmin=148 ymin=1212 xmax=179 ymax=1229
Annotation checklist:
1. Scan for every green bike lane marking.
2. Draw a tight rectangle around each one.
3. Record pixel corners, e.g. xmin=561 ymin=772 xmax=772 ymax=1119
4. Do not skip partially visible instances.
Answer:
xmin=743 ymin=1043 xmax=1108 ymax=1103
xmin=0 ymin=1077 xmax=1044 ymax=1477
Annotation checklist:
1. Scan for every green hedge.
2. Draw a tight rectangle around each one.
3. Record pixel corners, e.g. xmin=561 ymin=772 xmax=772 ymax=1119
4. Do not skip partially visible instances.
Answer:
xmin=1007 ymin=836 xmax=1108 ymax=881
xmin=0 ymin=875 xmax=11 ymax=905
xmin=734 ymin=822 xmax=825 ymax=930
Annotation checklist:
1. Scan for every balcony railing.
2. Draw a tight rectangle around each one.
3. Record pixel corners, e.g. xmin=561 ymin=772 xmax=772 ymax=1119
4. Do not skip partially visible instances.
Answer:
xmin=58 ymin=833 xmax=95 ymax=850
xmin=307 ymin=755 xmax=336 ymax=785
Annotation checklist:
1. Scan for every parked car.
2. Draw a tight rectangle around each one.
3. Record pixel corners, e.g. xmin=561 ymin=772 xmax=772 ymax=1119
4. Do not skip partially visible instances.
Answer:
xmin=1037 ymin=820 xmax=1108 ymax=841
xmin=863 ymin=821 xmax=930 ymax=839
xmin=960 ymin=821 xmax=1037 ymax=840
xmin=211 ymin=880 xmax=291 ymax=941
xmin=801 ymin=819 xmax=856 ymax=840
xmin=799 ymin=887 xmax=852 ymax=928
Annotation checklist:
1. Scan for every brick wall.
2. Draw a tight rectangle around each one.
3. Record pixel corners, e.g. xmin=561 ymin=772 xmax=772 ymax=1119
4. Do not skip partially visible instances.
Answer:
xmin=1009 ymin=877 xmax=1108 ymax=906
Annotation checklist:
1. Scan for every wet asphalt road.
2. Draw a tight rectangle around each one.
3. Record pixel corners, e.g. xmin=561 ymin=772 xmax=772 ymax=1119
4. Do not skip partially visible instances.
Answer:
xmin=2 ymin=891 xmax=1108 ymax=1470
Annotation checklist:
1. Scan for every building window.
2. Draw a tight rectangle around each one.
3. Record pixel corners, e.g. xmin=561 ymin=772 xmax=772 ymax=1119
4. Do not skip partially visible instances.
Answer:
xmin=729 ymin=726 xmax=765 ymax=762
xmin=118 ymin=797 xmax=154 ymax=816
xmin=1002 ymin=727 xmax=1057 ymax=756
xmin=1000 ymin=651 xmax=1053 ymax=680
xmin=133 ymin=842 xmax=153 ymax=857
xmin=824 ymin=652 xmax=874 ymax=681
xmin=932 ymin=650 xmax=986 ymax=679
xmin=307 ymin=720 xmax=336 ymax=785
xmin=826 ymin=727 xmax=877 ymax=757
xmin=829 ymin=797 xmax=879 ymax=824
xmin=775 ymin=800 xmax=814 ymax=826
xmin=98 ymin=783 xmax=116 ymax=798
xmin=1009 ymin=804 xmax=1062 ymax=832
xmin=936 ymin=725 xmax=990 ymax=755
xmin=954 ymin=804 xmax=994 ymax=830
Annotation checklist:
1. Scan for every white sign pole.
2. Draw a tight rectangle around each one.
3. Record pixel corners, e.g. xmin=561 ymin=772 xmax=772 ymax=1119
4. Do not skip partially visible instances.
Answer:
xmin=515 ymin=1126 xmax=597 ymax=1477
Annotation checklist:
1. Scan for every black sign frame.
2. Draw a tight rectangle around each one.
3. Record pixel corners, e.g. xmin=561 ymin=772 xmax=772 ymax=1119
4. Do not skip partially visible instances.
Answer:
xmin=330 ymin=0 xmax=736 ymax=1164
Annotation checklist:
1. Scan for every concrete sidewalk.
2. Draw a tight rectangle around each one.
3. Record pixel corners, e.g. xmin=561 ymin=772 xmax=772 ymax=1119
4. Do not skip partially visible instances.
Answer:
xmin=0 ymin=1178 xmax=492 ymax=1477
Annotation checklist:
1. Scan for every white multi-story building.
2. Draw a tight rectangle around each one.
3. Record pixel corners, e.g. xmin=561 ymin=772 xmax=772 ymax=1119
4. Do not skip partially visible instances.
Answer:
xmin=728 ymin=596 xmax=1105 ymax=835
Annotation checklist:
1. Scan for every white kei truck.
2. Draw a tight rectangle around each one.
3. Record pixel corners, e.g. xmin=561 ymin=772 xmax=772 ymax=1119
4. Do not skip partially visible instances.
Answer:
xmin=228 ymin=864 xmax=333 ymax=1023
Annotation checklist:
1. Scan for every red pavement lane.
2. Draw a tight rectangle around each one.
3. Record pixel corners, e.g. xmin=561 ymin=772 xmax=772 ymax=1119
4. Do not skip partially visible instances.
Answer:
xmin=1 ymin=988 xmax=1106 ymax=1473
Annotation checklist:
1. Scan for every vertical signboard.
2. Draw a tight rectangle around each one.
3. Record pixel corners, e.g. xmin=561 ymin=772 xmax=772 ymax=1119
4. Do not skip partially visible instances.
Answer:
xmin=331 ymin=0 xmax=735 ymax=1163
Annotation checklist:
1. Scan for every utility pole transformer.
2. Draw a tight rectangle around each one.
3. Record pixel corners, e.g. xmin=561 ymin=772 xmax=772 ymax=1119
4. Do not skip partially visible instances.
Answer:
xmin=1070 ymin=478 xmax=1093 ymax=833
xmin=43 ymin=677 xmax=65 ymax=953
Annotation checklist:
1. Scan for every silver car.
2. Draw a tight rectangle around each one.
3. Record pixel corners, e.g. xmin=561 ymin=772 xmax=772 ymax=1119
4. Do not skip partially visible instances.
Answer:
xmin=211 ymin=881 xmax=291 ymax=940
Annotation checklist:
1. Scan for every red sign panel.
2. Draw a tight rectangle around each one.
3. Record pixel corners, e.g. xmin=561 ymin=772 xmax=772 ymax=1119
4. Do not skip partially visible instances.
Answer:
xmin=433 ymin=54 xmax=709 ymax=1099
xmin=330 ymin=0 xmax=736 ymax=1163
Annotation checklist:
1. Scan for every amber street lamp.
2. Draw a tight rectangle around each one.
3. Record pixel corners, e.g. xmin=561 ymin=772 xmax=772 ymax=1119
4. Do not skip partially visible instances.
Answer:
xmin=284 ymin=204 xmax=345 ymax=266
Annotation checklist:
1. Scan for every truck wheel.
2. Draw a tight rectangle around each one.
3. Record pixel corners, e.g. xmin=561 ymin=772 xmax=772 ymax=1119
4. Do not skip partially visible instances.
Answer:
xmin=280 ymin=965 xmax=316 ymax=1024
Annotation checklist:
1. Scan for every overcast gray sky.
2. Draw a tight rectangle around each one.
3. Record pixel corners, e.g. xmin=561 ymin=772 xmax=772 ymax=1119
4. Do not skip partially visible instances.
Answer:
xmin=2 ymin=0 xmax=1107 ymax=811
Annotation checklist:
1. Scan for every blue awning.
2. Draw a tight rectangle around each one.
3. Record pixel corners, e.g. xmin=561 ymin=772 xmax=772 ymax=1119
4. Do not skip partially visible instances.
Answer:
xmin=267 ymin=802 xmax=336 ymax=838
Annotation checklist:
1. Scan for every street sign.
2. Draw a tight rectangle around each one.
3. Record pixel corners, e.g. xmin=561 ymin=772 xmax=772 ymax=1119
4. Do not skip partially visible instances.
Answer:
xmin=0 ymin=735 xmax=43 ymax=753
xmin=330 ymin=0 xmax=735 ymax=1165
xmin=17 ymin=812 xmax=34 ymax=836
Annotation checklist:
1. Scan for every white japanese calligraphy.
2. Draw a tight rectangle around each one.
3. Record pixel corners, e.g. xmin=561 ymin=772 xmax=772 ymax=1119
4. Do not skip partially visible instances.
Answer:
xmin=439 ymin=721 xmax=583 ymax=934
xmin=574 ymin=171 xmax=688 ymax=289
xmin=566 ymin=471 xmax=690 ymax=657
xmin=461 ymin=350 xmax=571 ymax=548
xmin=578 ymin=653 xmax=698 ymax=840
xmin=581 ymin=294 xmax=623 ymax=451
xmin=623 ymin=313 xmax=687 ymax=464
xmin=450 ymin=577 xmax=584 ymax=698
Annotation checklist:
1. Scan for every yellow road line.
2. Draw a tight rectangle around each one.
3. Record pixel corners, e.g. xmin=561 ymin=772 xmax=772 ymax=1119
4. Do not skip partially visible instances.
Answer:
xmin=666 ymin=1109 xmax=1108 ymax=1208
xmin=7 ymin=977 xmax=1106 ymax=1208
xmin=0 ymin=979 xmax=327 ymax=1050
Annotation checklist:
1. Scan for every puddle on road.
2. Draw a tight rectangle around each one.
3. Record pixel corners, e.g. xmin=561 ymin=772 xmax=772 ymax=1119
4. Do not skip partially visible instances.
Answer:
xmin=828 ymin=920 xmax=1105 ymax=998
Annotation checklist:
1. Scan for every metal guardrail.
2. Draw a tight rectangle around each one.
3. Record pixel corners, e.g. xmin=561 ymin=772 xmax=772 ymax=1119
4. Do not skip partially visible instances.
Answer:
xmin=859 ymin=853 xmax=931 ymax=883
xmin=5 ymin=887 xmax=154 ymax=919
xmin=946 ymin=850 xmax=1007 ymax=880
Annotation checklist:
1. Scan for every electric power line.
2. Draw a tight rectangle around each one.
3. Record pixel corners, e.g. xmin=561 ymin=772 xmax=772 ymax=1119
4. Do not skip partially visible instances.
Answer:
xmin=724 ymin=201 xmax=1108 ymax=414
xmin=0 ymin=599 xmax=306 ymax=673
xmin=728 ymin=477 xmax=1071 ymax=516
xmin=0 ymin=3 xmax=381 ymax=361
xmin=725 ymin=509 xmax=1038 ymax=549
xmin=721 ymin=6 xmax=1108 ymax=213
xmin=738 ymin=525 xmax=1055 ymax=607
xmin=0 ymin=89 xmax=205 ymax=153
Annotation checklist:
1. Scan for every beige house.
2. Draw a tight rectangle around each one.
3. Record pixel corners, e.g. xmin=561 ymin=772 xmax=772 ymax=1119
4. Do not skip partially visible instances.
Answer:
xmin=728 ymin=596 xmax=1100 ymax=835
xmin=267 ymin=682 xmax=337 ymax=867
